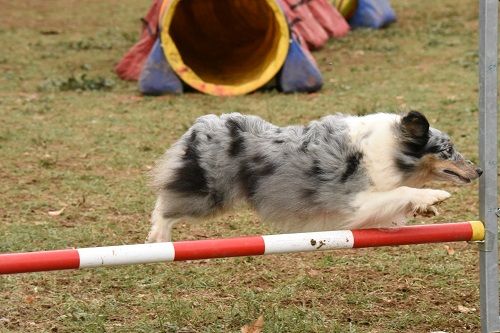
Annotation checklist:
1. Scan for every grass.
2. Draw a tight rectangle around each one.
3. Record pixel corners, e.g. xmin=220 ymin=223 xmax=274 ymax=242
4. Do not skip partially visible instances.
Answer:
xmin=0 ymin=0 xmax=493 ymax=332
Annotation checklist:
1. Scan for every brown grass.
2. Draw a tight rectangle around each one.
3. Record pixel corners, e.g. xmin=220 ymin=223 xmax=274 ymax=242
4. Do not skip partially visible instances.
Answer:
xmin=0 ymin=0 xmax=492 ymax=332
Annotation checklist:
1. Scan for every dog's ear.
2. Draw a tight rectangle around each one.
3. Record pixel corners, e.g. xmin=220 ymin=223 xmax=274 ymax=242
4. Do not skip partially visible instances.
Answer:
xmin=400 ymin=111 xmax=430 ymax=147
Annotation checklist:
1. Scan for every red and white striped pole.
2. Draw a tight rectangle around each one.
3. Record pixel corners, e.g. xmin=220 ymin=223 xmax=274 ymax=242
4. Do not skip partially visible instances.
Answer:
xmin=0 ymin=221 xmax=484 ymax=274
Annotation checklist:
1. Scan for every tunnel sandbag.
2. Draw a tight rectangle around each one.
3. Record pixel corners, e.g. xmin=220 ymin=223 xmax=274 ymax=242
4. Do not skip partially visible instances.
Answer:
xmin=307 ymin=0 xmax=350 ymax=38
xmin=160 ymin=0 xmax=290 ymax=96
xmin=277 ymin=34 xmax=323 ymax=93
xmin=115 ymin=0 xmax=162 ymax=81
xmin=349 ymin=0 xmax=396 ymax=29
xmin=139 ymin=38 xmax=183 ymax=95
xmin=279 ymin=0 xmax=348 ymax=50
xmin=333 ymin=0 xmax=396 ymax=28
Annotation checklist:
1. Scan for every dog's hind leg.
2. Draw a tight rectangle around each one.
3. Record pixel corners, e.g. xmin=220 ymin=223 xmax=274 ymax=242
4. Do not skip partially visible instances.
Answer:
xmin=146 ymin=189 xmax=228 ymax=242
xmin=348 ymin=186 xmax=451 ymax=229
xmin=146 ymin=196 xmax=180 ymax=243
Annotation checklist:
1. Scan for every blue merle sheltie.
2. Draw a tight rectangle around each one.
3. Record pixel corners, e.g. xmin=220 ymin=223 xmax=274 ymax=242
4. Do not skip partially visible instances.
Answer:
xmin=146 ymin=111 xmax=482 ymax=242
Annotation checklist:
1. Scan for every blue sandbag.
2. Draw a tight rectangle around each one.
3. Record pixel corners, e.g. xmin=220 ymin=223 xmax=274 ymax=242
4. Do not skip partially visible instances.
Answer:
xmin=277 ymin=34 xmax=323 ymax=93
xmin=349 ymin=0 xmax=396 ymax=29
xmin=139 ymin=38 xmax=183 ymax=95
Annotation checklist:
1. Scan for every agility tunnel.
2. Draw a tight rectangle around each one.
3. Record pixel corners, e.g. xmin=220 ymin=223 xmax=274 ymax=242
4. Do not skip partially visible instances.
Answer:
xmin=138 ymin=0 xmax=328 ymax=96
xmin=158 ymin=0 xmax=289 ymax=96
xmin=118 ymin=0 xmax=355 ymax=96
xmin=0 ymin=221 xmax=484 ymax=274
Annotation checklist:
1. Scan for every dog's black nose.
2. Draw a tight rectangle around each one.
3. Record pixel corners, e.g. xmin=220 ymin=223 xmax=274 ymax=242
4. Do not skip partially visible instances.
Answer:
xmin=476 ymin=168 xmax=483 ymax=176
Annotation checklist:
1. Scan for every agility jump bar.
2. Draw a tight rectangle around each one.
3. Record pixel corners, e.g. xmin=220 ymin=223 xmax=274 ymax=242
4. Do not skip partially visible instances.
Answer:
xmin=0 ymin=221 xmax=484 ymax=274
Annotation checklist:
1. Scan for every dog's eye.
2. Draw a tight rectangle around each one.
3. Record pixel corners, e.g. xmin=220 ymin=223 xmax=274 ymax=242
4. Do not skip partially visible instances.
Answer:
xmin=439 ymin=146 xmax=453 ymax=158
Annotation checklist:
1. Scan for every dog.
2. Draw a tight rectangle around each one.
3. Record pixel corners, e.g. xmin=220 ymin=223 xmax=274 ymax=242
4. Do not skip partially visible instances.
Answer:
xmin=146 ymin=111 xmax=482 ymax=243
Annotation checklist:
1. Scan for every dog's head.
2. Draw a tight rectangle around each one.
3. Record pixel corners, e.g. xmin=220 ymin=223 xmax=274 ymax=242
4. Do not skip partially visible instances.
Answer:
xmin=395 ymin=111 xmax=482 ymax=186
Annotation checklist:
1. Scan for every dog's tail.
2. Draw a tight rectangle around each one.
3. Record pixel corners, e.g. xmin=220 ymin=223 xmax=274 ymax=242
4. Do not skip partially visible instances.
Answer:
xmin=149 ymin=141 xmax=186 ymax=193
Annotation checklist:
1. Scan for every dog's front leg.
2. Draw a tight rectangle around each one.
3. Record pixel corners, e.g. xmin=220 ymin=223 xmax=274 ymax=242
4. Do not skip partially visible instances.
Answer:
xmin=349 ymin=186 xmax=451 ymax=228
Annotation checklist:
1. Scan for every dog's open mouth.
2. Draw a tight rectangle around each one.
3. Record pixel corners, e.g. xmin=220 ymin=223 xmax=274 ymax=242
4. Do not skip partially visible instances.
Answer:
xmin=443 ymin=169 xmax=471 ymax=183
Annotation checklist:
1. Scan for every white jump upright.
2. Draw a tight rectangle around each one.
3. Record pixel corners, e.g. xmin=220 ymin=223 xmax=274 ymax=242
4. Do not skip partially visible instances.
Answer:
xmin=478 ymin=0 xmax=500 ymax=332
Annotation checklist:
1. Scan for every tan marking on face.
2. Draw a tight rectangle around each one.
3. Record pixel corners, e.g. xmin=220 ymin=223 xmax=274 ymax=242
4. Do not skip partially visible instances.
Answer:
xmin=404 ymin=155 xmax=479 ymax=187
xmin=403 ymin=155 xmax=437 ymax=187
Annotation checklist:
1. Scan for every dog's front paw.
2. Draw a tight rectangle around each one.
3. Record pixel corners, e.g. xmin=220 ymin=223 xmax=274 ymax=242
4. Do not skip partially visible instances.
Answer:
xmin=410 ymin=189 xmax=451 ymax=217
xmin=413 ymin=204 xmax=439 ymax=217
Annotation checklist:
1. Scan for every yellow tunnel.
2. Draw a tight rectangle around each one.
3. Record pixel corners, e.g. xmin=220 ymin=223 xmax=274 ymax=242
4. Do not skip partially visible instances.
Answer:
xmin=160 ymin=0 xmax=290 ymax=96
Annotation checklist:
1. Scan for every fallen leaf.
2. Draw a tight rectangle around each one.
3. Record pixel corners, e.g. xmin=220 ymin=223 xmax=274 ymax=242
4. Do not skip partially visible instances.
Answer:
xmin=307 ymin=269 xmax=320 ymax=277
xmin=40 ymin=29 xmax=61 ymax=35
xmin=48 ymin=206 xmax=66 ymax=216
xmin=241 ymin=315 xmax=264 ymax=333
xmin=457 ymin=305 xmax=475 ymax=313
xmin=444 ymin=245 xmax=455 ymax=255
xmin=33 ymin=221 xmax=48 ymax=226
xmin=24 ymin=94 xmax=39 ymax=102
xmin=59 ymin=220 xmax=76 ymax=228
xmin=0 ymin=317 xmax=10 ymax=324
